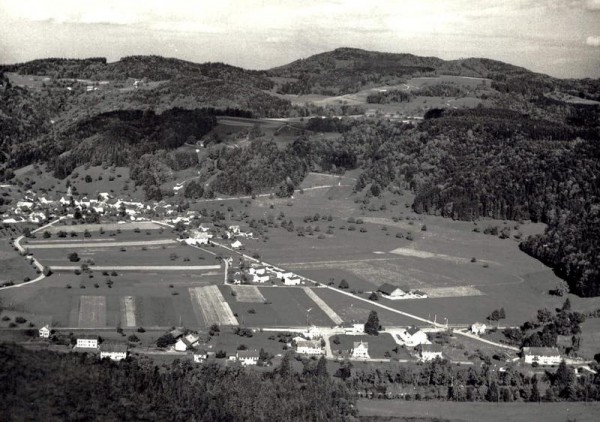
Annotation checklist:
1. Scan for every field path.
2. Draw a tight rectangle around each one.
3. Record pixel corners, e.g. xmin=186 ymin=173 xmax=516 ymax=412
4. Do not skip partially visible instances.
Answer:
xmin=50 ymin=265 xmax=221 ymax=271
xmin=27 ymin=239 xmax=177 ymax=249
xmin=303 ymin=287 xmax=343 ymax=325
xmin=120 ymin=296 xmax=136 ymax=327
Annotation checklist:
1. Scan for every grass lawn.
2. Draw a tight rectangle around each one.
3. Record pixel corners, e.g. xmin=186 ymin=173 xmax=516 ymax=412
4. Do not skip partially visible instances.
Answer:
xmin=206 ymin=330 xmax=290 ymax=357
xmin=357 ymin=399 xmax=600 ymax=422
xmin=0 ymin=239 xmax=39 ymax=284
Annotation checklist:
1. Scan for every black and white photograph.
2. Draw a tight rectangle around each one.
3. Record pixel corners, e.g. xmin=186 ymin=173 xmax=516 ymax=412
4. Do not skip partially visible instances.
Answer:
xmin=0 ymin=1 xmax=599 ymax=421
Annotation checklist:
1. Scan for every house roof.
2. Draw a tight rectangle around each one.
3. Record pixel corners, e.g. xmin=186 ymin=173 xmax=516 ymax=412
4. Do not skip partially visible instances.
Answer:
xmin=522 ymin=347 xmax=560 ymax=357
xmin=101 ymin=342 xmax=128 ymax=353
xmin=194 ymin=349 xmax=208 ymax=356
xmin=353 ymin=341 xmax=368 ymax=349
xmin=420 ymin=344 xmax=443 ymax=353
xmin=169 ymin=328 xmax=184 ymax=339
xmin=378 ymin=283 xmax=400 ymax=295
xmin=78 ymin=335 xmax=99 ymax=340
xmin=297 ymin=340 xmax=322 ymax=348
xmin=407 ymin=326 xmax=422 ymax=336
xmin=237 ymin=350 xmax=260 ymax=358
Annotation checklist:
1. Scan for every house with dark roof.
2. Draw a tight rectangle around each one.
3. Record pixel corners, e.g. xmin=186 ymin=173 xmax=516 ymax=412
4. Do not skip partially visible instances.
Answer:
xmin=397 ymin=326 xmax=430 ymax=347
xmin=75 ymin=335 xmax=99 ymax=349
xmin=237 ymin=349 xmax=260 ymax=366
xmin=378 ymin=283 xmax=408 ymax=298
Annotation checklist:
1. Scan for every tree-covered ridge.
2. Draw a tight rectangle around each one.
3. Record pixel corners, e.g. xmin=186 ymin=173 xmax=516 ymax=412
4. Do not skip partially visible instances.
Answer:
xmin=0 ymin=344 xmax=356 ymax=422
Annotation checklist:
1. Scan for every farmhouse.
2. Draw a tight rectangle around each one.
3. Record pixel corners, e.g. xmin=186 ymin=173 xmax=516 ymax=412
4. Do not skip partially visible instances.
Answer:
xmin=237 ymin=350 xmax=260 ymax=366
xmin=175 ymin=334 xmax=200 ymax=352
xmin=397 ymin=327 xmax=430 ymax=347
xmin=100 ymin=343 xmax=128 ymax=361
xmin=76 ymin=335 xmax=99 ymax=349
xmin=304 ymin=325 xmax=322 ymax=340
xmin=351 ymin=341 xmax=370 ymax=359
xmin=378 ymin=283 xmax=408 ymax=299
xmin=296 ymin=340 xmax=324 ymax=355
xmin=275 ymin=271 xmax=294 ymax=280
xmin=39 ymin=325 xmax=50 ymax=338
xmin=193 ymin=350 xmax=208 ymax=363
xmin=342 ymin=322 xmax=365 ymax=334
xmin=252 ymin=274 xmax=270 ymax=283
xmin=284 ymin=277 xmax=301 ymax=286
xmin=471 ymin=322 xmax=487 ymax=335
xmin=419 ymin=344 xmax=443 ymax=361
xmin=248 ymin=266 xmax=266 ymax=275
xmin=522 ymin=347 xmax=561 ymax=365
xmin=231 ymin=240 xmax=243 ymax=249
xmin=228 ymin=225 xmax=240 ymax=234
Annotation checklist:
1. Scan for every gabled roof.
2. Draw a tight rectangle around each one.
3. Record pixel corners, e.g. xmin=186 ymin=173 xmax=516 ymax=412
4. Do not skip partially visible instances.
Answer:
xmin=237 ymin=350 xmax=260 ymax=358
xmin=378 ymin=283 xmax=399 ymax=295
xmin=101 ymin=342 xmax=128 ymax=353
xmin=353 ymin=341 xmax=368 ymax=349
xmin=297 ymin=340 xmax=322 ymax=348
xmin=406 ymin=326 xmax=422 ymax=336
xmin=77 ymin=335 xmax=99 ymax=340
xmin=420 ymin=344 xmax=442 ymax=353
xmin=522 ymin=347 xmax=560 ymax=357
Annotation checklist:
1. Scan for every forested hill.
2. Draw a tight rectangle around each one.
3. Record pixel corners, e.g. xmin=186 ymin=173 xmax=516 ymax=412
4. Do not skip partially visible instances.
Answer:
xmin=0 ymin=344 xmax=356 ymax=421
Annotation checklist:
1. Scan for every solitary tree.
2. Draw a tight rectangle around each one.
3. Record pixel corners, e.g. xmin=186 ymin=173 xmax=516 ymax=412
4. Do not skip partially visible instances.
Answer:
xmin=365 ymin=311 xmax=380 ymax=335
xmin=338 ymin=279 xmax=349 ymax=289
xmin=68 ymin=252 xmax=80 ymax=262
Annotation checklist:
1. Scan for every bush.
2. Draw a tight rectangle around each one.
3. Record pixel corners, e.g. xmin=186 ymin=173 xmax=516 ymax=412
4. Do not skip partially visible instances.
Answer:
xmin=15 ymin=317 xmax=27 ymax=324
xmin=128 ymin=334 xmax=140 ymax=342
xmin=68 ymin=252 xmax=80 ymax=262
xmin=137 ymin=327 xmax=146 ymax=333
xmin=368 ymin=292 xmax=378 ymax=301
xmin=339 ymin=279 xmax=349 ymax=289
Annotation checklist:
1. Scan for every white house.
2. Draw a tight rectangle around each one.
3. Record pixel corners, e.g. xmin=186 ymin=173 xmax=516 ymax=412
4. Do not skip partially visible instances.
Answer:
xmin=228 ymin=225 xmax=240 ymax=234
xmin=419 ymin=344 xmax=443 ymax=361
xmin=304 ymin=325 xmax=322 ymax=340
xmin=76 ymin=336 xmax=99 ymax=349
xmin=248 ymin=267 xmax=266 ymax=276
xmin=193 ymin=350 xmax=208 ymax=363
xmin=351 ymin=341 xmax=370 ymax=359
xmin=252 ymin=274 xmax=270 ymax=283
xmin=296 ymin=340 xmax=324 ymax=355
xmin=174 ymin=334 xmax=199 ymax=352
xmin=237 ymin=350 xmax=260 ymax=366
xmin=100 ymin=343 xmax=128 ymax=361
xmin=231 ymin=240 xmax=243 ymax=249
xmin=522 ymin=347 xmax=562 ymax=365
xmin=378 ymin=283 xmax=408 ymax=299
xmin=284 ymin=277 xmax=301 ymax=286
xmin=342 ymin=322 xmax=364 ymax=334
xmin=471 ymin=322 xmax=487 ymax=335
xmin=39 ymin=325 xmax=50 ymax=338
xmin=397 ymin=327 xmax=430 ymax=347
xmin=276 ymin=271 xmax=294 ymax=280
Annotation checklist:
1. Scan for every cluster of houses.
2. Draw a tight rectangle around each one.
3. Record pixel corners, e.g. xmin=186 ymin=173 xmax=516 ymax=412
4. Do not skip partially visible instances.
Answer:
xmin=377 ymin=283 xmax=428 ymax=300
xmin=72 ymin=335 xmax=129 ymax=361
xmin=229 ymin=262 xmax=303 ymax=286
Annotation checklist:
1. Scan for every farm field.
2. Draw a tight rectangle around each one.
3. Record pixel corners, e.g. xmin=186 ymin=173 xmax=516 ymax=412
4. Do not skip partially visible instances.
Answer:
xmin=0 ymin=270 xmax=222 ymax=329
xmin=30 ymin=242 xmax=218 ymax=268
xmin=579 ymin=318 xmax=600 ymax=360
xmin=357 ymin=400 xmax=600 ymax=422
xmin=189 ymin=285 xmax=238 ymax=326
xmin=0 ymin=239 xmax=39 ymax=283
xmin=221 ymin=286 xmax=337 ymax=328
xmin=41 ymin=221 xmax=165 ymax=235
xmin=206 ymin=330 xmax=292 ymax=357
xmin=312 ymin=288 xmax=419 ymax=327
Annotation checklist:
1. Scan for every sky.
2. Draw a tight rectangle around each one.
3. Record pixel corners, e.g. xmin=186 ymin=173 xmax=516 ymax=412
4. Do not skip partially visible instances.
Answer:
xmin=1 ymin=0 xmax=599 ymax=78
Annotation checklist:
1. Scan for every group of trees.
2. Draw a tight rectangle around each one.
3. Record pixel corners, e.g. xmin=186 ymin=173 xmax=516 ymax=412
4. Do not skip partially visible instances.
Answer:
xmin=0 ymin=344 xmax=356 ymax=421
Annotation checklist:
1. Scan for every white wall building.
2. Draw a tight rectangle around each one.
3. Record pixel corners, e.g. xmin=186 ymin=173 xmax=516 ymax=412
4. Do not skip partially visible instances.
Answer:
xmin=39 ymin=325 xmax=50 ymax=338
xmin=471 ymin=322 xmax=487 ymax=335
xmin=237 ymin=350 xmax=260 ymax=366
xmin=397 ymin=327 xmax=430 ymax=347
xmin=296 ymin=340 xmax=324 ymax=355
xmin=100 ymin=343 xmax=128 ymax=361
xmin=76 ymin=336 xmax=99 ymax=349
xmin=522 ymin=347 xmax=562 ymax=365
xmin=419 ymin=344 xmax=443 ymax=361
xmin=351 ymin=341 xmax=370 ymax=359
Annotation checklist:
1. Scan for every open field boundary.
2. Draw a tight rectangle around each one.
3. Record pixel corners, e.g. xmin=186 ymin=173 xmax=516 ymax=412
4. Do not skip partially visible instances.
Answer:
xmin=50 ymin=265 xmax=221 ymax=271
xmin=120 ymin=296 xmax=136 ymax=327
xmin=231 ymin=285 xmax=266 ymax=303
xmin=78 ymin=295 xmax=106 ymax=328
xmin=189 ymin=286 xmax=238 ymax=326
xmin=27 ymin=239 xmax=177 ymax=249
xmin=303 ymin=287 xmax=344 ymax=325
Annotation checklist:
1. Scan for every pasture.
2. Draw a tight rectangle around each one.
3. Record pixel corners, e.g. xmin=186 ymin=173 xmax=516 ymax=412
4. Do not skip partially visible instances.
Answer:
xmin=357 ymin=400 xmax=600 ymax=422
xmin=0 ymin=239 xmax=39 ymax=284
xmin=221 ymin=286 xmax=337 ymax=328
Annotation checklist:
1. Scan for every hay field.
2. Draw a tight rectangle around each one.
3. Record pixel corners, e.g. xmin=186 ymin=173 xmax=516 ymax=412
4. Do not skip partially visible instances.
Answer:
xmin=78 ymin=295 xmax=107 ymax=328
xmin=189 ymin=285 xmax=238 ymax=326
xmin=231 ymin=285 xmax=266 ymax=303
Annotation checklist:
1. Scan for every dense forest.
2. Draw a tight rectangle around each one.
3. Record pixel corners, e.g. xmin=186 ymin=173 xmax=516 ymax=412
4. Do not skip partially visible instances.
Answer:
xmin=0 ymin=344 xmax=356 ymax=421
